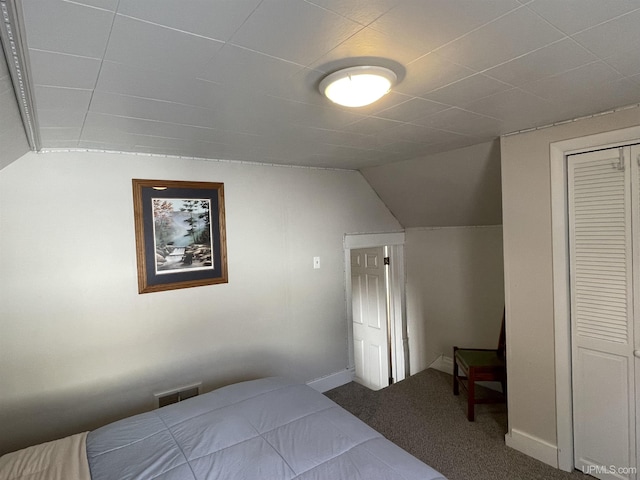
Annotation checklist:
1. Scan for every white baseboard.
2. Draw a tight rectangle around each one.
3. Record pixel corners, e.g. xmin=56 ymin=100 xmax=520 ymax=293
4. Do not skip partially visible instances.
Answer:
xmin=505 ymin=428 xmax=559 ymax=468
xmin=428 ymin=354 xmax=454 ymax=374
xmin=307 ymin=368 xmax=355 ymax=393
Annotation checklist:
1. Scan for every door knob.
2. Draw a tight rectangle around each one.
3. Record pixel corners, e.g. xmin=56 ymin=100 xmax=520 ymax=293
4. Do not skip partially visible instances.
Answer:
xmin=634 ymin=350 xmax=640 ymax=358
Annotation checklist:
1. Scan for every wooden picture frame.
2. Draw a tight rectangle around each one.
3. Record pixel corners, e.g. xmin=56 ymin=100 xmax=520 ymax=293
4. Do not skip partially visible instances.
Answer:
xmin=132 ymin=179 xmax=228 ymax=294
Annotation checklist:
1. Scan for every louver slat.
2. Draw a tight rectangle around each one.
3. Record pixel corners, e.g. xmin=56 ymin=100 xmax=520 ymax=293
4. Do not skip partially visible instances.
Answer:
xmin=569 ymin=154 xmax=629 ymax=345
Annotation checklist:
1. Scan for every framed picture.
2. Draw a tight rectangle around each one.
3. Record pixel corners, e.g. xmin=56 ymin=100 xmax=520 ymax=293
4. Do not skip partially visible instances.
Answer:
xmin=132 ymin=179 xmax=228 ymax=294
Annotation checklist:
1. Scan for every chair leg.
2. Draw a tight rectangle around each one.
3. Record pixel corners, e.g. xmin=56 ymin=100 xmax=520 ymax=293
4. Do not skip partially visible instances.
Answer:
xmin=467 ymin=369 xmax=475 ymax=421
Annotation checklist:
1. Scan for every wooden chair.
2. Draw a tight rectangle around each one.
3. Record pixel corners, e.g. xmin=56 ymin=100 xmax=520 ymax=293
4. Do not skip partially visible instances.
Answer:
xmin=453 ymin=310 xmax=506 ymax=421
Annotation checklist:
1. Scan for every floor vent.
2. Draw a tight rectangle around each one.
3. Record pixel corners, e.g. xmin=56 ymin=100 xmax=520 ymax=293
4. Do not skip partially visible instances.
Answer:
xmin=155 ymin=383 xmax=201 ymax=408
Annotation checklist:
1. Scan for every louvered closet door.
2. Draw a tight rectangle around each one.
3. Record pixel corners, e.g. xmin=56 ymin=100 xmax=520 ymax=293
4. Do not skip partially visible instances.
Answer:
xmin=568 ymin=146 xmax=637 ymax=480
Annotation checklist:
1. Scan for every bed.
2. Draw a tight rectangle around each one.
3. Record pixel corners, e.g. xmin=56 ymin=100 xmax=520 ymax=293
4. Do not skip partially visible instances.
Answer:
xmin=0 ymin=377 xmax=446 ymax=480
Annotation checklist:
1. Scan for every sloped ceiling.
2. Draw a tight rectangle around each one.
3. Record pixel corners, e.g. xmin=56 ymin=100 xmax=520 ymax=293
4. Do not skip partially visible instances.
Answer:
xmin=361 ymin=140 xmax=502 ymax=227
xmin=0 ymin=45 xmax=29 ymax=170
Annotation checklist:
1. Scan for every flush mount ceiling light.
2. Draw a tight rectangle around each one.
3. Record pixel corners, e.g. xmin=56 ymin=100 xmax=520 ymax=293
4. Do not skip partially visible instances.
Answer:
xmin=319 ymin=66 xmax=397 ymax=108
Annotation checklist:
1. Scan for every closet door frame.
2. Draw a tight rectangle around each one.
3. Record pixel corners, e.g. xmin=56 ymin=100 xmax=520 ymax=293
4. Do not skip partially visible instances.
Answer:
xmin=551 ymin=125 xmax=640 ymax=472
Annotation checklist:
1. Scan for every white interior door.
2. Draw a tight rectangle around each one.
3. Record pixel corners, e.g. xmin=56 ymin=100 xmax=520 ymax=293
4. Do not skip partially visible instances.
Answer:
xmin=568 ymin=146 xmax=637 ymax=480
xmin=351 ymin=247 xmax=389 ymax=390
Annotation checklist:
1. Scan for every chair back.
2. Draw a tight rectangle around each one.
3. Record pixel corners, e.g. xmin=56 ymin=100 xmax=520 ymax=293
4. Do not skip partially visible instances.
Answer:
xmin=497 ymin=308 xmax=506 ymax=359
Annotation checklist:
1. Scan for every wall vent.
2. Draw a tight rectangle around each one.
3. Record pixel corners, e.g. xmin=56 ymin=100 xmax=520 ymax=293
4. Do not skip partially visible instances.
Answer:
xmin=155 ymin=382 xmax=201 ymax=408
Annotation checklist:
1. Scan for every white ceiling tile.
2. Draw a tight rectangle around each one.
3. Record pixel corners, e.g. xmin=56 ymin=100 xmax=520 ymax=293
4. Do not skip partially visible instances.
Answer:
xmin=395 ymin=53 xmax=476 ymax=97
xmin=39 ymin=127 xmax=82 ymax=144
xmin=117 ymin=0 xmax=262 ymax=41
xmin=603 ymin=48 xmax=640 ymax=77
xmin=520 ymin=61 xmax=624 ymax=102
xmin=435 ymin=6 xmax=565 ymax=71
xmin=39 ymin=138 xmax=80 ymax=148
xmin=423 ymin=74 xmax=512 ymax=107
xmin=66 ymin=0 xmax=119 ymax=11
xmin=379 ymin=123 xmax=473 ymax=145
xmin=96 ymin=61 xmax=225 ymax=110
xmin=413 ymin=108 xmax=504 ymax=137
xmin=79 ymin=126 xmax=231 ymax=158
xmin=483 ymin=38 xmax=597 ymax=86
xmin=104 ymin=15 xmax=224 ymax=76
xmin=525 ymin=0 xmax=640 ymax=35
xmin=572 ymin=9 xmax=640 ymax=59
xmin=464 ymin=87 xmax=560 ymax=127
xmin=374 ymin=98 xmax=450 ymax=122
xmin=377 ymin=139 xmax=435 ymax=157
xmin=37 ymin=108 xmax=87 ymax=128
xmin=253 ymin=67 xmax=330 ymax=107
xmin=229 ymin=0 xmax=363 ymax=65
xmin=281 ymin=126 xmax=374 ymax=150
xmin=197 ymin=44 xmax=304 ymax=95
xmin=577 ymin=79 xmax=640 ymax=113
xmin=28 ymin=49 xmax=101 ymax=89
xmin=540 ymin=79 xmax=640 ymax=122
xmin=629 ymin=74 xmax=640 ymax=87
xmin=34 ymin=85 xmax=92 ymax=111
xmin=308 ymin=25 xmax=425 ymax=69
xmin=21 ymin=0 xmax=113 ymax=58
xmin=306 ymin=0 xmax=401 ymax=26
xmin=88 ymin=91 xmax=219 ymax=129
xmin=343 ymin=116 xmax=403 ymax=135
xmin=368 ymin=0 xmax=521 ymax=53
xmin=83 ymin=111 xmax=265 ymax=147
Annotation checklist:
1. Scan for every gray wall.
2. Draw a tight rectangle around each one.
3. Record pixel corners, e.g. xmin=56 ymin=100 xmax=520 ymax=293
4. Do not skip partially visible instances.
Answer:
xmin=0 ymin=44 xmax=29 ymax=170
xmin=501 ymin=106 xmax=640 ymax=455
xmin=405 ymin=226 xmax=505 ymax=374
xmin=0 ymin=150 xmax=401 ymax=455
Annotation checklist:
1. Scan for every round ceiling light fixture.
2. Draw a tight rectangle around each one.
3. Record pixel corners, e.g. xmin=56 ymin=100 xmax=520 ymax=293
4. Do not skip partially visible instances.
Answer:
xmin=319 ymin=65 xmax=397 ymax=108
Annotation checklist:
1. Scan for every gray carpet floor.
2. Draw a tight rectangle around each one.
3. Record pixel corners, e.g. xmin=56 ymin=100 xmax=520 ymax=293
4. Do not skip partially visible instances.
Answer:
xmin=325 ymin=368 xmax=588 ymax=480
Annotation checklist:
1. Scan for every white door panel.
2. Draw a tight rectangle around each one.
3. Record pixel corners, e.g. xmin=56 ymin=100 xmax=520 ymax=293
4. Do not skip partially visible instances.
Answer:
xmin=574 ymin=348 xmax=631 ymax=478
xmin=351 ymin=247 xmax=389 ymax=391
xmin=352 ymin=274 xmax=363 ymax=325
xmin=366 ymin=274 xmax=382 ymax=329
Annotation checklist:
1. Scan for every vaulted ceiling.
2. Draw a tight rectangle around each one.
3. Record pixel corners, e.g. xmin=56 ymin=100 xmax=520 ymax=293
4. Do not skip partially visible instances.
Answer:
xmin=2 ymin=0 xmax=640 ymax=172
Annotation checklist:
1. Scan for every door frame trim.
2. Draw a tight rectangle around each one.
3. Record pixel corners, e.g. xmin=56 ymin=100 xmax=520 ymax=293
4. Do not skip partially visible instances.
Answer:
xmin=550 ymin=125 xmax=640 ymax=472
xmin=344 ymin=232 xmax=407 ymax=383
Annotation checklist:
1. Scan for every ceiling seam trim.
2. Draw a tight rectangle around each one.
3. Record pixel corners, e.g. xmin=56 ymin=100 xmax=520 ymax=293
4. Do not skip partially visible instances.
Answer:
xmin=501 ymin=103 xmax=640 ymax=138
xmin=35 ymin=148 xmax=359 ymax=172
xmin=0 ymin=0 xmax=40 ymax=150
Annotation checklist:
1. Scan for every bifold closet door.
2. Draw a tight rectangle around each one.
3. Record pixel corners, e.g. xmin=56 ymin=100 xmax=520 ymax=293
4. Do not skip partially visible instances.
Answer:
xmin=568 ymin=146 xmax=637 ymax=480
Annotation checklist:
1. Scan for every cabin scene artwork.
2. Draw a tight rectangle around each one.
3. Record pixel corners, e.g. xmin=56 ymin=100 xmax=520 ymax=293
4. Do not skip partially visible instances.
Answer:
xmin=152 ymin=198 xmax=214 ymax=275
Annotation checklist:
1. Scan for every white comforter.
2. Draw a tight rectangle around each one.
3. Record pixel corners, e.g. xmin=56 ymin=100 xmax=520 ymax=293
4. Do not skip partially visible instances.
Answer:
xmin=0 ymin=432 xmax=90 ymax=480
xmin=87 ymin=377 xmax=447 ymax=480
xmin=0 ymin=378 xmax=447 ymax=480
